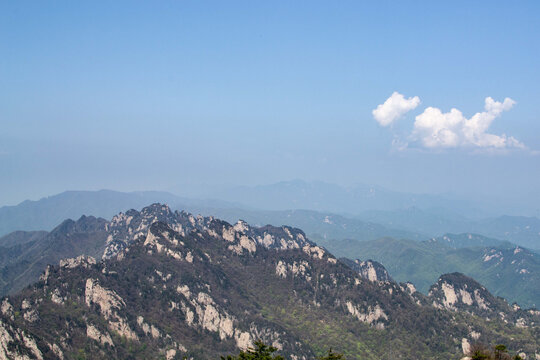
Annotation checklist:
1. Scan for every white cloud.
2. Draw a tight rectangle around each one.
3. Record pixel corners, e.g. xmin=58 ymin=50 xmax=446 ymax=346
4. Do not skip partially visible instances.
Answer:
xmin=372 ymin=92 xmax=420 ymax=127
xmin=412 ymin=97 xmax=523 ymax=149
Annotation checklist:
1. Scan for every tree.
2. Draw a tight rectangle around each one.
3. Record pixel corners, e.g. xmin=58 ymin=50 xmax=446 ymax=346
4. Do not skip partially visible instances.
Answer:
xmin=494 ymin=344 xmax=509 ymax=360
xmin=468 ymin=343 xmax=517 ymax=360
xmin=318 ymin=349 xmax=344 ymax=359
xmin=221 ymin=341 xmax=345 ymax=360
xmin=469 ymin=343 xmax=492 ymax=360
xmin=221 ymin=340 xmax=284 ymax=360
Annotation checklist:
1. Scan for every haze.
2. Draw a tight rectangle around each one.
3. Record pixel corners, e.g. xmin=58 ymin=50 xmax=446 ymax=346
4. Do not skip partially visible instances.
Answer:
xmin=1 ymin=1 xmax=539 ymax=216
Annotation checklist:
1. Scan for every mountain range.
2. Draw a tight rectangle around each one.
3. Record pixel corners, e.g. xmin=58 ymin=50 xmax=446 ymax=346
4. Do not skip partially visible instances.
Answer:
xmin=207 ymin=180 xmax=485 ymax=217
xmin=0 ymin=190 xmax=239 ymax=237
xmin=357 ymin=208 xmax=540 ymax=250
xmin=322 ymin=236 xmax=540 ymax=308
xmin=2 ymin=189 xmax=540 ymax=312
xmin=1 ymin=188 xmax=539 ymax=250
xmin=0 ymin=204 xmax=539 ymax=359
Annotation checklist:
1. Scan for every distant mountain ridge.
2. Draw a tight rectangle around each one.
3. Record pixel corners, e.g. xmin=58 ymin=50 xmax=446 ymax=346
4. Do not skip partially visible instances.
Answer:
xmin=0 ymin=215 xmax=109 ymax=296
xmin=2 ymin=189 xmax=540 ymax=251
xmin=324 ymin=236 xmax=540 ymax=308
xmin=207 ymin=208 xmax=426 ymax=242
xmin=0 ymin=190 xmax=241 ymax=237
xmin=210 ymin=180 xmax=482 ymax=216
xmin=357 ymin=207 xmax=540 ymax=250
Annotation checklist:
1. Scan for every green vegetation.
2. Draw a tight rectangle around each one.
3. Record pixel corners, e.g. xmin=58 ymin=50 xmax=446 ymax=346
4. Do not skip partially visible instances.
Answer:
xmin=221 ymin=341 xmax=345 ymax=360
xmin=325 ymin=237 xmax=540 ymax=307
xmin=467 ymin=343 xmax=525 ymax=360
xmin=221 ymin=341 xmax=284 ymax=360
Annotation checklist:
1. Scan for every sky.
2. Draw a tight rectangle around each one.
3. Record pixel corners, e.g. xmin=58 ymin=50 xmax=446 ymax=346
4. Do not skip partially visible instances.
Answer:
xmin=1 ymin=1 xmax=539 ymax=214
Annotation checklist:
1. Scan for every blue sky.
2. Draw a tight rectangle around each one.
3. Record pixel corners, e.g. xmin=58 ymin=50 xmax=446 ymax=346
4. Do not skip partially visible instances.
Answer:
xmin=1 ymin=1 xmax=539 ymax=213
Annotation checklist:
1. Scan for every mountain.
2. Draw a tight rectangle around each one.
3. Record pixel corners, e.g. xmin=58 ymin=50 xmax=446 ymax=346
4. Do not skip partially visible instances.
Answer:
xmin=471 ymin=215 xmax=540 ymax=250
xmin=326 ymin=236 xmax=540 ymax=308
xmin=357 ymin=208 xmax=540 ymax=250
xmin=428 ymin=273 xmax=513 ymax=317
xmin=0 ymin=190 xmax=243 ymax=237
xmin=3 ymin=188 xmax=540 ymax=250
xmin=0 ymin=190 xmax=427 ymax=250
xmin=0 ymin=231 xmax=47 ymax=248
xmin=0 ymin=200 xmax=423 ymax=298
xmin=0 ymin=206 xmax=422 ymax=298
xmin=0 ymin=216 xmax=109 ymax=296
xmin=357 ymin=207 xmax=475 ymax=235
xmin=207 ymin=208 xmax=425 ymax=242
xmin=210 ymin=180 xmax=481 ymax=216
xmin=432 ymin=233 xmax=513 ymax=249
xmin=0 ymin=204 xmax=538 ymax=359
xmin=4 ymin=188 xmax=540 ymax=252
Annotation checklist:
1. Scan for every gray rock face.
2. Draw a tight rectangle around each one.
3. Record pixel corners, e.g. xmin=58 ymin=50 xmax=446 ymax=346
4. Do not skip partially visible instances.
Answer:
xmin=341 ymin=258 xmax=393 ymax=282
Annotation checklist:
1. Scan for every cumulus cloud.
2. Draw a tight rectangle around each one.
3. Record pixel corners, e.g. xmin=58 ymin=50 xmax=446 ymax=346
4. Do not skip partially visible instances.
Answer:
xmin=413 ymin=97 xmax=523 ymax=149
xmin=372 ymin=92 xmax=526 ymax=151
xmin=372 ymin=92 xmax=420 ymax=126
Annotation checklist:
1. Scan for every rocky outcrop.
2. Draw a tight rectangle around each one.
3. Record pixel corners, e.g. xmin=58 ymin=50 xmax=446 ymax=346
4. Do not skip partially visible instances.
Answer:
xmin=342 ymin=258 xmax=392 ymax=282
xmin=0 ymin=299 xmax=14 ymax=321
xmin=103 ymin=204 xmax=318 ymax=261
xmin=85 ymin=278 xmax=138 ymax=340
xmin=59 ymin=255 xmax=97 ymax=269
xmin=0 ymin=319 xmax=43 ymax=359
xmin=428 ymin=273 xmax=497 ymax=313
xmin=345 ymin=301 xmax=388 ymax=328
xmin=86 ymin=324 xmax=114 ymax=346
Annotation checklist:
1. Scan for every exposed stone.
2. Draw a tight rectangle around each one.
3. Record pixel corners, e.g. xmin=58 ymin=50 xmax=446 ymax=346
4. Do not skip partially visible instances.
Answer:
xmin=302 ymin=245 xmax=325 ymax=260
xmin=192 ymin=292 xmax=235 ymax=340
xmin=1 ymin=300 xmax=14 ymax=321
xmin=516 ymin=318 xmax=528 ymax=328
xmin=462 ymin=338 xmax=471 ymax=354
xmin=166 ymin=349 xmax=177 ymax=360
xmin=60 ymin=255 xmax=96 ymax=269
xmin=177 ymin=285 xmax=191 ymax=299
xmin=137 ymin=316 xmax=161 ymax=339
xmin=0 ymin=320 xmax=44 ymax=360
xmin=39 ymin=266 xmax=51 ymax=284
xmin=234 ymin=330 xmax=252 ymax=350
xmin=223 ymin=227 xmax=236 ymax=242
xmin=51 ymin=288 xmax=65 ymax=305
xmin=275 ymin=261 xmax=287 ymax=278
xmin=21 ymin=299 xmax=31 ymax=310
xmin=233 ymin=220 xmax=249 ymax=233
xmin=87 ymin=324 xmax=114 ymax=347
xmin=23 ymin=309 xmax=39 ymax=323
xmin=85 ymin=278 xmax=138 ymax=340
xmin=50 ymin=343 xmax=65 ymax=360
xmin=85 ymin=279 xmax=125 ymax=318
xmin=345 ymin=301 xmax=388 ymax=325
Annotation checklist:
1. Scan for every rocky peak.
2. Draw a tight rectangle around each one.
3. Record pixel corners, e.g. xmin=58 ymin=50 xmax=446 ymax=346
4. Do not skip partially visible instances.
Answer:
xmin=51 ymin=215 xmax=107 ymax=236
xmin=104 ymin=204 xmax=181 ymax=259
xmin=104 ymin=203 xmax=319 ymax=260
xmin=59 ymin=255 xmax=97 ymax=269
xmin=428 ymin=272 xmax=505 ymax=316
xmin=425 ymin=273 xmax=540 ymax=328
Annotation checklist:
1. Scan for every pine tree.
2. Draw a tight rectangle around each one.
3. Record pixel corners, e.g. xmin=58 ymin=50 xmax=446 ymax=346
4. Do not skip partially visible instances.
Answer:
xmin=318 ymin=349 xmax=344 ymax=360
xmin=220 ymin=340 xmax=284 ymax=360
